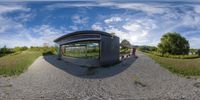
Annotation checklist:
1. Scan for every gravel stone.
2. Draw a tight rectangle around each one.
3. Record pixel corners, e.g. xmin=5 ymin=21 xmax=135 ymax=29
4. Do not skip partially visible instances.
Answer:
xmin=0 ymin=53 xmax=200 ymax=100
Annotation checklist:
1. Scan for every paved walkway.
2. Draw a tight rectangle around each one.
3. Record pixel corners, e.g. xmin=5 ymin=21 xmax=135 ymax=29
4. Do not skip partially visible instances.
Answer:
xmin=0 ymin=53 xmax=200 ymax=100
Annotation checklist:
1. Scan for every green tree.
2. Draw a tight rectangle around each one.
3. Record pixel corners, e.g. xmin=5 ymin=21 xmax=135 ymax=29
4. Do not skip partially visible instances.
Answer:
xmin=158 ymin=32 xmax=189 ymax=55
xmin=0 ymin=45 xmax=13 ymax=55
xmin=120 ymin=39 xmax=131 ymax=50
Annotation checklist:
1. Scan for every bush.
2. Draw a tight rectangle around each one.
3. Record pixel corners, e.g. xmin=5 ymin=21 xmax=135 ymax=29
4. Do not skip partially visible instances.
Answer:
xmin=42 ymin=51 xmax=54 ymax=56
xmin=190 ymin=49 xmax=198 ymax=55
xmin=150 ymin=51 xmax=199 ymax=59
xmin=197 ymin=49 xmax=200 ymax=56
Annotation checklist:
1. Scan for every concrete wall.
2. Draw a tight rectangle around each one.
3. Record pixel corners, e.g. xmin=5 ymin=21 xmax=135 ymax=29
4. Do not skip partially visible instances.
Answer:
xmin=100 ymin=35 xmax=119 ymax=66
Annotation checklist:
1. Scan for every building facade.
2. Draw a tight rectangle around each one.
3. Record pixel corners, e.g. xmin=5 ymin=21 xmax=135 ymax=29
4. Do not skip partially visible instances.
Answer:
xmin=54 ymin=30 xmax=119 ymax=66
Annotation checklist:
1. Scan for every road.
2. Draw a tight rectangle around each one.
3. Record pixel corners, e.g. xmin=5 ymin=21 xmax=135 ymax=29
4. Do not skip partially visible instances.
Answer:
xmin=0 ymin=53 xmax=200 ymax=100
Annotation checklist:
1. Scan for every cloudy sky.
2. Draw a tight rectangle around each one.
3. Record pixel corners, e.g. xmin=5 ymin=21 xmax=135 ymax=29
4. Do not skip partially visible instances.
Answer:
xmin=0 ymin=0 xmax=200 ymax=48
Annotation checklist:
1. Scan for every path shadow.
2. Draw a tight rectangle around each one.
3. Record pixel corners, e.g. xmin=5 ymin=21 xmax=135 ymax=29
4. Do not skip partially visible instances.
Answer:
xmin=43 ymin=55 xmax=137 ymax=79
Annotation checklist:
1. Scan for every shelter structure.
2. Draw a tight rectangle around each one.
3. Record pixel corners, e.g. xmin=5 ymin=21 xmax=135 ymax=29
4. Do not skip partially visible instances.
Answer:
xmin=54 ymin=30 xmax=119 ymax=66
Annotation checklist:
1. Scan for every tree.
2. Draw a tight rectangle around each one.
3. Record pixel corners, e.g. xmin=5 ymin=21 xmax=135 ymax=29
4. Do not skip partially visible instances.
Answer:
xmin=0 ymin=45 xmax=13 ymax=55
xmin=158 ymin=32 xmax=189 ymax=55
xmin=120 ymin=39 xmax=131 ymax=50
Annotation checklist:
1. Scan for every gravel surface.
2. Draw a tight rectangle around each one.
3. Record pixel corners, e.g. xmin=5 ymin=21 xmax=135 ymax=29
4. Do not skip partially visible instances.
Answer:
xmin=1 ymin=53 xmax=200 ymax=100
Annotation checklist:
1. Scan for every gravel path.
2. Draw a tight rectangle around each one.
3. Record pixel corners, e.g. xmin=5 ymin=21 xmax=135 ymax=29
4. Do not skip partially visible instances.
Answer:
xmin=1 ymin=53 xmax=200 ymax=100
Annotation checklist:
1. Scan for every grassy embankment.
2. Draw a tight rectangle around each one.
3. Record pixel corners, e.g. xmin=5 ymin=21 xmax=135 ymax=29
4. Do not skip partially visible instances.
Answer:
xmin=0 ymin=51 xmax=42 ymax=76
xmin=146 ymin=53 xmax=200 ymax=76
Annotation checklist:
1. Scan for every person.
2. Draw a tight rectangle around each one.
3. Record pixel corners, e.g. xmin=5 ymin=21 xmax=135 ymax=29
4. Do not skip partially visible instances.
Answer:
xmin=132 ymin=48 xmax=138 ymax=58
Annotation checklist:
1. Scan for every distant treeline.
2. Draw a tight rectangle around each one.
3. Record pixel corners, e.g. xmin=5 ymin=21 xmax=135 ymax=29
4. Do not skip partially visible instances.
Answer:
xmin=0 ymin=45 xmax=56 ymax=57
xmin=138 ymin=45 xmax=200 ymax=58
xmin=137 ymin=32 xmax=200 ymax=59
xmin=138 ymin=46 xmax=157 ymax=53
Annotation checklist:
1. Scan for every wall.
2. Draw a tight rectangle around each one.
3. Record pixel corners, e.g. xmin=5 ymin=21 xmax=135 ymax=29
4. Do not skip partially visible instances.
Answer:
xmin=100 ymin=35 xmax=119 ymax=66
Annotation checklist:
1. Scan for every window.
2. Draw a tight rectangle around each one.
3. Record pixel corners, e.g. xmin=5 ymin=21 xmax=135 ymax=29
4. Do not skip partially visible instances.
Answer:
xmin=62 ymin=41 xmax=99 ymax=59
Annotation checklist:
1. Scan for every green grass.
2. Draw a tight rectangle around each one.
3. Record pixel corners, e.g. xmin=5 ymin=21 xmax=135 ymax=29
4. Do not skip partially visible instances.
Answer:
xmin=149 ymin=51 xmax=199 ymax=59
xmin=146 ymin=53 xmax=200 ymax=76
xmin=0 ymin=51 xmax=42 ymax=76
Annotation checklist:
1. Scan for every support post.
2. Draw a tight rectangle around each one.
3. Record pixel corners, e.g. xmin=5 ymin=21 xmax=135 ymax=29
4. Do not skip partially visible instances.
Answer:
xmin=57 ymin=45 xmax=62 ymax=60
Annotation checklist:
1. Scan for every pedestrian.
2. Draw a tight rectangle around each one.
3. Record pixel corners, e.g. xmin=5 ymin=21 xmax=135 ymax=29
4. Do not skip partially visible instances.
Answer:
xmin=132 ymin=48 xmax=138 ymax=58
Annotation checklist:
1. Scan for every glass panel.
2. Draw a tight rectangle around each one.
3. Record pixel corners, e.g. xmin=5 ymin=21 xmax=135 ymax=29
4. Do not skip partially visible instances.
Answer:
xmin=62 ymin=41 xmax=99 ymax=59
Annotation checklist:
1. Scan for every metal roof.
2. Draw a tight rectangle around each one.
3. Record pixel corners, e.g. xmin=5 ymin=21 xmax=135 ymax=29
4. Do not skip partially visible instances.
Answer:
xmin=54 ymin=30 xmax=113 ymax=42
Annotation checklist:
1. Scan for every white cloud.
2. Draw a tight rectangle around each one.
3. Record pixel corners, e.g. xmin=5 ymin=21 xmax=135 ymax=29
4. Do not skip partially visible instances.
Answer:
xmin=189 ymin=37 xmax=200 ymax=48
xmin=0 ymin=4 xmax=30 ymax=14
xmin=0 ymin=23 xmax=66 ymax=48
xmin=105 ymin=27 xmax=150 ymax=46
xmin=194 ymin=5 xmax=200 ymax=14
xmin=69 ymin=25 xmax=78 ymax=30
xmin=71 ymin=14 xmax=89 ymax=24
xmin=101 ymin=2 xmax=169 ymax=14
xmin=1 ymin=2 xmax=200 ymax=48
xmin=91 ymin=23 xmax=103 ymax=30
xmin=33 ymin=25 xmax=62 ymax=35
xmin=104 ymin=16 xmax=122 ymax=24
xmin=46 ymin=2 xmax=169 ymax=14
xmin=0 ymin=4 xmax=66 ymax=48
xmin=46 ymin=3 xmax=98 ymax=10
xmin=123 ymin=24 xmax=141 ymax=31
xmin=14 ymin=12 xmax=35 ymax=22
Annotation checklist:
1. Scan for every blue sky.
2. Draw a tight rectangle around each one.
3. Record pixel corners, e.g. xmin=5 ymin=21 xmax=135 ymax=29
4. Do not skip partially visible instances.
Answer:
xmin=0 ymin=1 xmax=200 ymax=48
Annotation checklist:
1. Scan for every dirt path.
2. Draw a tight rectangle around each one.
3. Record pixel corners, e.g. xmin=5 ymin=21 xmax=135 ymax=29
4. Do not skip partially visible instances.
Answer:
xmin=1 ymin=53 xmax=200 ymax=100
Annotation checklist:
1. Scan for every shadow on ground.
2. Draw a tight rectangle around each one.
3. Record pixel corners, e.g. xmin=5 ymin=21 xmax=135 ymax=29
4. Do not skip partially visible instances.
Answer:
xmin=43 ymin=55 xmax=137 ymax=79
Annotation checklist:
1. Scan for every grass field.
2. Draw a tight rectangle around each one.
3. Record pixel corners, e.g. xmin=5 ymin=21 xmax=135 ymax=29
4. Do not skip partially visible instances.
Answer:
xmin=146 ymin=53 xmax=200 ymax=76
xmin=0 ymin=51 xmax=42 ymax=76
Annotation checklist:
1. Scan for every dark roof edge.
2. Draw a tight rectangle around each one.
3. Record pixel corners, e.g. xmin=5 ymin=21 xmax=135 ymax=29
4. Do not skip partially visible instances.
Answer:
xmin=54 ymin=30 xmax=113 ymax=42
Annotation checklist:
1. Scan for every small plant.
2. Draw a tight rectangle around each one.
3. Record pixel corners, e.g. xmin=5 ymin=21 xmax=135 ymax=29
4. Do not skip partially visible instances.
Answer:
xmin=133 ymin=75 xmax=146 ymax=87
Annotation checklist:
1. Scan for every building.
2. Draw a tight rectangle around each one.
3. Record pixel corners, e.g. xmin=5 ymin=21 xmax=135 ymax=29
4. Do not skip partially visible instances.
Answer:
xmin=54 ymin=30 xmax=119 ymax=67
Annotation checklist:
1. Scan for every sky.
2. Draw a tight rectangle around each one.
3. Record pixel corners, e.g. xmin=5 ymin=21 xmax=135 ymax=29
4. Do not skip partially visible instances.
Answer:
xmin=0 ymin=1 xmax=200 ymax=48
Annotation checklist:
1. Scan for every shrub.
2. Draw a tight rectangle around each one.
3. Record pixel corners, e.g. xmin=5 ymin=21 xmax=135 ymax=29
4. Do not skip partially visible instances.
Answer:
xmin=42 ymin=51 xmax=54 ymax=55
xmin=190 ymin=49 xmax=198 ymax=55
xmin=150 ymin=51 xmax=199 ymax=59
